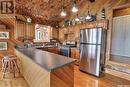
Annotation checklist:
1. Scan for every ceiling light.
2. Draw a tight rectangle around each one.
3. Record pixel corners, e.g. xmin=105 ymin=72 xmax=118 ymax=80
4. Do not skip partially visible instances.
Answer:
xmin=60 ymin=7 xmax=67 ymax=17
xmin=71 ymin=1 xmax=78 ymax=13
xmin=86 ymin=15 xmax=91 ymax=20
xmin=75 ymin=14 xmax=80 ymax=22
xmin=85 ymin=11 xmax=92 ymax=20
xmin=75 ymin=17 xmax=80 ymax=22
xmin=72 ymin=4 xmax=78 ymax=13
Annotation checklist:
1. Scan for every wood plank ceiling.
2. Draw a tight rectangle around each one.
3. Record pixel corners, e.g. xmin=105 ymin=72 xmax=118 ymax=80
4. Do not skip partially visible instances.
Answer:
xmin=15 ymin=0 xmax=84 ymax=26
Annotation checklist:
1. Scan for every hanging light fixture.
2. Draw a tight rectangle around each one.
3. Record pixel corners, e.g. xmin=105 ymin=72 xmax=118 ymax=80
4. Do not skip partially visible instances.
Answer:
xmin=85 ymin=11 xmax=91 ymax=20
xmin=85 ymin=3 xmax=92 ymax=20
xmin=60 ymin=7 xmax=67 ymax=17
xmin=60 ymin=0 xmax=67 ymax=17
xmin=71 ymin=0 xmax=78 ymax=13
xmin=75 ymin=14 xmax=80 ymax=22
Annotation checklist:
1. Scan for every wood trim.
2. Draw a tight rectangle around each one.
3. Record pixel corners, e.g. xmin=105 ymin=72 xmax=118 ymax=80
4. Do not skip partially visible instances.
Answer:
xmin=107 ymin=61 xmax=130 ymax=70
xmin=113 ymin=3 xmax=130 ymax=10
xmin=105 ymin=68 xmax=130 ymax=81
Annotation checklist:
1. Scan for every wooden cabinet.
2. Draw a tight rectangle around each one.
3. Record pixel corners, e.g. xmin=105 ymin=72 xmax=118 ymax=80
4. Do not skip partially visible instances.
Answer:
xmin=38 ymin=48 xmax=60 ymax=54
xmin=50 ymin=28 xmax=59 ymax=40
xmin=14 ymin=22 xmax=35 ymax=41
xmin=71 ymin=48 xmax=80 ymax=65
xmin=47 ymin=48 xmax=60 ymax=54
xmin=59 ymin=28 xmax=65 ymax=42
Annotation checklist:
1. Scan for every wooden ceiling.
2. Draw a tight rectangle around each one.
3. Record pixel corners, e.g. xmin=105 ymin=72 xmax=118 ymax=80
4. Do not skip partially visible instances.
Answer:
xmin=15 ymin=0 xmax=85 ymax=26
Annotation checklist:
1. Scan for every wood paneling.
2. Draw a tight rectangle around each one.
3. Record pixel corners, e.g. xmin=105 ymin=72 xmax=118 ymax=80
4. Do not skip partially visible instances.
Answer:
xmin=50 ymin=28 xmax=59 ymax=40
xmin=0 ymin=17 xmax=31 ymax=58
xmin=15 ymin=49 xmax=50 ymax=87
xmin=71 ymin=48 xmax=80 ymax=65
xmin=0 ymin=23 xmax=17 ymax=58
xmin=113 ymin=7 xmax=130 ymax=17
xmin=14 ymin=21 xmax=35 ymax=41
xmin=38 ymin=48 xmax=60 ymax=54
xmin=15 ymin=0 xmax=84 ymax=26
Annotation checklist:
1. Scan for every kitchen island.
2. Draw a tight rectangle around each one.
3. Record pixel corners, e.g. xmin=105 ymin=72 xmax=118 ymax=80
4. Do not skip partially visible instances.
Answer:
xmin=15 ymin=48 xmax=76 ymax=87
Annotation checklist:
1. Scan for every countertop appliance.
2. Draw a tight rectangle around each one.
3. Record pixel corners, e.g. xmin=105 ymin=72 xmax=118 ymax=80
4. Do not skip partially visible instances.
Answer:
xmin=79 ymin=28 xmax=107 ymax=77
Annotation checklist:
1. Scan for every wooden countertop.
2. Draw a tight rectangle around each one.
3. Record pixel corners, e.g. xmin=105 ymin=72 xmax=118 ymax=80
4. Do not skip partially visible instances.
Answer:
xmin=15 ymin=48 xmax=76 ymax=72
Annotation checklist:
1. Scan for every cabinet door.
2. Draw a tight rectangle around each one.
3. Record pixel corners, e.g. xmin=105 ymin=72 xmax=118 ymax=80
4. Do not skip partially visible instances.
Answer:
xmin=59 ymin=29 xmax=65 ymax=42
xmin=48 ymin=48 xmax=59 ymax=54
xmin=51 ymin=28 xmax=59 ymax=39
xmin=71 ymin=48 xmax=75 ymax=58
xmin=71 ymin=48 xmax=80 ymax=65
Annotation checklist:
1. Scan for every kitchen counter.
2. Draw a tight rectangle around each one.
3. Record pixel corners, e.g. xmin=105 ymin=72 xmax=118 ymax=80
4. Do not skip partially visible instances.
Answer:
xmin=15 ymin=48 xmax=75 ymax=87
xmin=15 ymin=48 xmax=75 ymax=72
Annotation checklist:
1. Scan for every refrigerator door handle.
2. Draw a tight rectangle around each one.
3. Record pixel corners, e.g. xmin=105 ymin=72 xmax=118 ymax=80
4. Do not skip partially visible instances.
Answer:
xmin=80 ymin=46 xmax=83 ymax=60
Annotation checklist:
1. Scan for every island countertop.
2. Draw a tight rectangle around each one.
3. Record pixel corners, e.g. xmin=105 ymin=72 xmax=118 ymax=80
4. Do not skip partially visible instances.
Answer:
xmin=15 ymin=48 xmax=76 ymax=72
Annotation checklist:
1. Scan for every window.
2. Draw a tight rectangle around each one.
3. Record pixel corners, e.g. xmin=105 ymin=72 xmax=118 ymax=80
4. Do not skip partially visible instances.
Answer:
xmin=34 ymin=24 xmax=51 ymax=42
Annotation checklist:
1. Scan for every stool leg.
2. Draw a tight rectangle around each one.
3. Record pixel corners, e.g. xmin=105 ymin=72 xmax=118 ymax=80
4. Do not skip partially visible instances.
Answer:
xmin=3 ymin=62 xmax=8 ymax=78
xmin=1 ymin=59 xmax=5 ymax=72
xmin=14 ymin=60 xmax=20 ymax=73
xmin=12 ymin=61 xmax=15 ymax=78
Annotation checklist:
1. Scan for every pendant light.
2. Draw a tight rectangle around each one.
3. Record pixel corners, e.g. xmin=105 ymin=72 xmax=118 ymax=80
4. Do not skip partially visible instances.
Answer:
xmin=85 ymin=3 xmax=92 ymax=20
xmin=71 ymin=0 xmax=78 ymax=13
xmin=75 ymin=14 xmax=80 ymax=22
xmin=60 ymin=7 xmax=67 ymax=17
xmin=85 ymin=11 xmax=91 ymax=20
xmin=60 ymin=0 xmax=67 ymax=17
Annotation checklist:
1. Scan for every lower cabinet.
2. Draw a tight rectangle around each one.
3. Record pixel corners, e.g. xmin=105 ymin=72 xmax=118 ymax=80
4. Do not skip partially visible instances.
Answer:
xmin=38 ymin=48 xmax=60 ymax=54
xmin=47 ymin=48 xmax=60 ymax=54
xmin=71 ymin=48 xmax=80 ymax=65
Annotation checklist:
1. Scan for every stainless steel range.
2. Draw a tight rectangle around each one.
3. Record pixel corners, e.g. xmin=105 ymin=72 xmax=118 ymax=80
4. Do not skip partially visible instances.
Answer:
xmin=60 ymin=41 xmax=77 ymax=57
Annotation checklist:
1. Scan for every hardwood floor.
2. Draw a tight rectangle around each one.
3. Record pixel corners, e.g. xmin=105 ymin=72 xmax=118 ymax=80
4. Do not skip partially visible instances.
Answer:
xmin=0 ymin=73 xmax=29 ymax=87
xmin=0 ymin=65 xmax=130 ymax=87
xmin=74 ymin=66 xmax=130 ymax=87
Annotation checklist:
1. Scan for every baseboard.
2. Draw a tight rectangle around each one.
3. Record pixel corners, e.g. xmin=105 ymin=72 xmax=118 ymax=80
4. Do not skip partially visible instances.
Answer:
xmin=105 ymin=68 xmax=130 ymax=81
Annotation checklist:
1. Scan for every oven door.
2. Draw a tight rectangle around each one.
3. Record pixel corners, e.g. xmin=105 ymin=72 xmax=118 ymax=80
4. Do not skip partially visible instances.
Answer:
xmin=60 ymin=46 xmax=70 ymax=57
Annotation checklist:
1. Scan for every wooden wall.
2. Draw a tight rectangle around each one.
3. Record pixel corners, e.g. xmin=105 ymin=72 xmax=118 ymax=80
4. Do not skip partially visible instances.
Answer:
xmin=0 ymin=18 xmax=35 ymax=58
xmin=0 ymin=17 xmax=15 ymax=58
xmin=14 ymin=21 xmax=35 ymax=42
xmin=113 ymin=7 xmax=130 ymax=17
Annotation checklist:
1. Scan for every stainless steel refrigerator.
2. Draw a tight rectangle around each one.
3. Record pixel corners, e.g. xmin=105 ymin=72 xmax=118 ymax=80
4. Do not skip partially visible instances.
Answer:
xmin=79 ymin=28 xmax=107 ymax=77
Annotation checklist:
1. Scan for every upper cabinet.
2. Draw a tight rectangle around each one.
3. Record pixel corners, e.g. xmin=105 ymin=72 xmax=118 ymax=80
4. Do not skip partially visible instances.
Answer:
xmin=50 ymin=28 xmax=59 ymax=40
xmin=14 ymin=21 xmax=35 ymax=42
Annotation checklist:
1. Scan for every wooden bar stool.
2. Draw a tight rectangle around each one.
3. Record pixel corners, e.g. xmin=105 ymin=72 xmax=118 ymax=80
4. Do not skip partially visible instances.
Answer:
xmin=1 ymin=55 xmax=20 ymax=78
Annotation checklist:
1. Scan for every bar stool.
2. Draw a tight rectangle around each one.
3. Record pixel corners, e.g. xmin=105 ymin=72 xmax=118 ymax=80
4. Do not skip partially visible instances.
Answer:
xmin=1 ymin=55 xmax=20 ymax=78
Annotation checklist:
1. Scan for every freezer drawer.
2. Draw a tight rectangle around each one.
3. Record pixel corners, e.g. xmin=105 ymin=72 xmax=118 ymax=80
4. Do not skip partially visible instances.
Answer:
xmin=79 ymin=44 xmax=101 ymax=76
xmin=80 ymin=28 xmax=102 ymax=44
